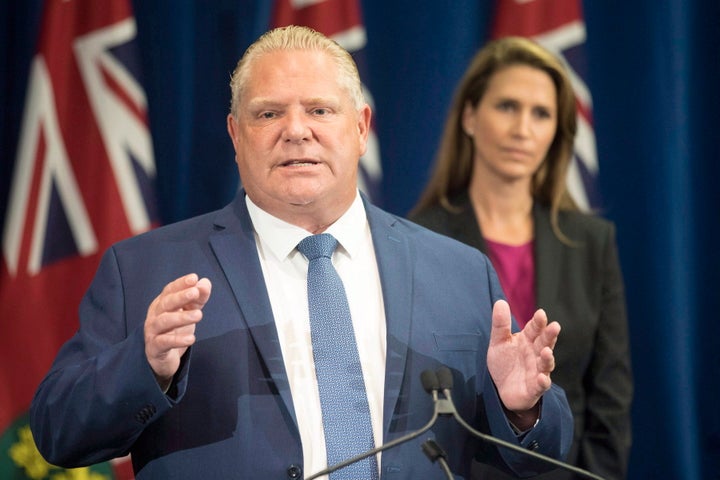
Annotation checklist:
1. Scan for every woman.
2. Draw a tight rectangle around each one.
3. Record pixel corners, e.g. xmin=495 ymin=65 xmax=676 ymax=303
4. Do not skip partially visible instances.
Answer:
xmin=409 ymin=37 xmax=632 ymax=479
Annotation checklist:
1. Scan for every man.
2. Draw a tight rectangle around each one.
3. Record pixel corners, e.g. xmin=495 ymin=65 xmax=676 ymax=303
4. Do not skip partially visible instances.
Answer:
xmin=30 ymin=26 xmax=572 ymax=479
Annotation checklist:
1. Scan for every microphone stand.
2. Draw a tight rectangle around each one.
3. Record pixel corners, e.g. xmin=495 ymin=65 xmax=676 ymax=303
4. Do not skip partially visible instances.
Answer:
xmin=306 ymin=367 xmax=605 ymax=480
xmin=305 ymin=388 xmax=442 ymax=480
xmin=433 ymin=367 xmax=606 ymax=480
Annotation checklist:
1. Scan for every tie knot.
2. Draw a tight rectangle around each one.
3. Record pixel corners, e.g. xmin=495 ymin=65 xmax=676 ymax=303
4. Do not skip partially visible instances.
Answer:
xmin=297 ymin=233 xmax=338 ymax=261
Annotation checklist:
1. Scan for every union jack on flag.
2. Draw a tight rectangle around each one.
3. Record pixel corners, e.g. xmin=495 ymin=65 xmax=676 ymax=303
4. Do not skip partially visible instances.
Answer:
xmin=272 ymin=0 xmax=384 ymax=205
xmin=492 ymin=0 xmax=600 ymax=211
xmin=0 ymin=0 xmax=155 ymax=478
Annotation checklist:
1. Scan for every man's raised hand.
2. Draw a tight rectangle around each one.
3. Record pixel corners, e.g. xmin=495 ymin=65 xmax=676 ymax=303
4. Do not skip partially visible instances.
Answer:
xmin=487 ymin=299 xmax=560 ymax=422
xmin=144 ymin=273 xmax=212 ymax=389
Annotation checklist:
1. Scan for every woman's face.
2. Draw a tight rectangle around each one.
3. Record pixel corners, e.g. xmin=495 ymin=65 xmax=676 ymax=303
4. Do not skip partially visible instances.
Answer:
xmin=463 ymin=64 xmax=557 ymax=185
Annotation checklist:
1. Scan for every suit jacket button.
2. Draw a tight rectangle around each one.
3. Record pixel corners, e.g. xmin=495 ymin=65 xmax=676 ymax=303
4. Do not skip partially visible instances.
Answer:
xmin=287 ymin=464 xmax=302 ymax=479
xmin=134 ymin=405 xmax=156 ymax=424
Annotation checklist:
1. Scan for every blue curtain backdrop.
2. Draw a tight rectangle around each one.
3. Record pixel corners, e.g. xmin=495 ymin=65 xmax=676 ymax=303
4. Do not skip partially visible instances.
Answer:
xmin=2 ymin=1 xmax=719 ymax=478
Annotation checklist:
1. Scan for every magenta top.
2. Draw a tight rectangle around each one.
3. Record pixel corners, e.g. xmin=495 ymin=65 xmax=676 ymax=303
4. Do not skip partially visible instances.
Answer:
xmin=484 ymin=238 xmax=536 ymax=329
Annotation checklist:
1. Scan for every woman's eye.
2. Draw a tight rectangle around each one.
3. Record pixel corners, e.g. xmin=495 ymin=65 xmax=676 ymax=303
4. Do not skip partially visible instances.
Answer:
xmin=534 ymin=108 xmax=551 ymax=119
xmin=497 ymin=101 xmax=516 ymax=112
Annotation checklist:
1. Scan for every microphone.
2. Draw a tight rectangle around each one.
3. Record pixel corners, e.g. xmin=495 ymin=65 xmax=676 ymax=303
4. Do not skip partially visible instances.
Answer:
xmin=305 ymin=370 xmax=444 ymax=480
xmin=431 ymin=366 xmax=606 ymax=480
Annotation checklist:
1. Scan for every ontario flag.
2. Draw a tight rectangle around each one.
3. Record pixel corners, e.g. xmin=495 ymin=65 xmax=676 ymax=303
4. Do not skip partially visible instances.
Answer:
xmin=0 ymin=0 xmax=156 ymax=478
xmin=492 ymin=0 xmax=600 ymax=211
xmin=272 ymin=0 xmax=383 ymax=205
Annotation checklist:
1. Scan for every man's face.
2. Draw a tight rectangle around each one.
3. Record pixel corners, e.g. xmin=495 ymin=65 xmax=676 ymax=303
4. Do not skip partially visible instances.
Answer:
xmin=227 ymin=49 xmax=371 ymax=226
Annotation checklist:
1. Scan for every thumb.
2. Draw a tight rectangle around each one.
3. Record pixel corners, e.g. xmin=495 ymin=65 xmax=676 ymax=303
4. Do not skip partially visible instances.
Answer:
xmin=196 ymin=277 xmax=212 ymax=305
xmin=490 ymin=299 xmax=512 ymax=346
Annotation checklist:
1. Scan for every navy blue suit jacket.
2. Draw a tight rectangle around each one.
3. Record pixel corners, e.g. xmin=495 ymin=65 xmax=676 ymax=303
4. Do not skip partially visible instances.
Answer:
xmin=30 ymin=192 xmax=573 ymax=479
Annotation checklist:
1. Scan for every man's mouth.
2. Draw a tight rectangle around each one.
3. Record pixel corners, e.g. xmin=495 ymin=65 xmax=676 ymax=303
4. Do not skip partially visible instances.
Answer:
xmin=281 ymin=159 xmax=319 ymax=167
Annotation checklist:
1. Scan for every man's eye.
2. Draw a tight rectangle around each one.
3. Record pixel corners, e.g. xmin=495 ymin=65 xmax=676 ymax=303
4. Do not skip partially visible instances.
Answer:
xmin=261 ymin=112 xmax=276 ymax=119
xmin=313 ymin=108 xmax=329 ymax=116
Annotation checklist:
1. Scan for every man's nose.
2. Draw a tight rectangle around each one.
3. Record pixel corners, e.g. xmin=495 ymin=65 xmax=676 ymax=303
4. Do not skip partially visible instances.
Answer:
xmin=281 ymin=110 xmax=311 ymax=143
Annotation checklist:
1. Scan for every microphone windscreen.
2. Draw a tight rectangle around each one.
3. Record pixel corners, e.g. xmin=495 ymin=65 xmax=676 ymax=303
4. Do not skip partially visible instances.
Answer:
xmin=436 ymin=367 xmax=454 ymax=390
xmin=420 ymin=369 xmax=440 ymax=393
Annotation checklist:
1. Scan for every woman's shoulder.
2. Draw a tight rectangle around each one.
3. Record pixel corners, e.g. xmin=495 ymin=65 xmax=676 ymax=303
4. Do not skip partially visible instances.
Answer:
xmin=560 ymin=209 xmax=615 ymax=236
xmin=538 ymin=206 xmax=617 ymax=250
xmin=407 ymin=192 xmax=472 ymax=229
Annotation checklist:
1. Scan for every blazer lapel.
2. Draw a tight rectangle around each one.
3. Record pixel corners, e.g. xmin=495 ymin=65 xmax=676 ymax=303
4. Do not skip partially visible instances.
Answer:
xmin=450 ymin=198 xmax=562 ymax=311
xmin=208 ymin=195 xmax=298 ymax=429
xmin=533 ymin=204 xmax=561 ymax=309
xmin=444 ymin=197 xmax=562 ymax=317
xmin=364 ymin=199 xmax=413 ymax=442
xmin=207 ymin=194 xmax=419 ymax=442
xmin=448 ymin=192 xmax=487 ymax=252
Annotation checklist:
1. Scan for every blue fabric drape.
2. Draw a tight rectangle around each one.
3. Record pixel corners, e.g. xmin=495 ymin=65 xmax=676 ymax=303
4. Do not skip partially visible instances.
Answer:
xmin=583 ymin=1 xmax=720 ymax=478
xmin=1 ymin=1 xmax=718 ymax=478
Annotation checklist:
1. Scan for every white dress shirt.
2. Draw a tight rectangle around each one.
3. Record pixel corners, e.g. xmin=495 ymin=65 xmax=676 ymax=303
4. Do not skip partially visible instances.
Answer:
xmin=246 ymin=192 xmax=387 ymax=478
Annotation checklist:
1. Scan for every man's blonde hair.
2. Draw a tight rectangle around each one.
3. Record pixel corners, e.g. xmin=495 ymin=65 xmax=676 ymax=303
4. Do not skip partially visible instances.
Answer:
xmin=229 ymin=25 xmax=366 ymax=117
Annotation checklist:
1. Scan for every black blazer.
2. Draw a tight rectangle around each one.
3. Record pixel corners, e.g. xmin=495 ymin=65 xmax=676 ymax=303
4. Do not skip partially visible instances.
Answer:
xmin=410 ymin=193 xmax=632 ymax=480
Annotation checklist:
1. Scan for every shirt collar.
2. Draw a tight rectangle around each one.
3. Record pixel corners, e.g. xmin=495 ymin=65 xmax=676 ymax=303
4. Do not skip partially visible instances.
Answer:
xmin=245 ymin=191 xmax=367 ymax=261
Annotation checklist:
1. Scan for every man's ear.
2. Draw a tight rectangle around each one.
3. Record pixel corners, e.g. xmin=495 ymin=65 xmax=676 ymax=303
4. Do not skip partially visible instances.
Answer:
xmin=226 ymin=114 xmax=239 ymax=150
xmin=357 ymin=104 xmax=372 ymax=156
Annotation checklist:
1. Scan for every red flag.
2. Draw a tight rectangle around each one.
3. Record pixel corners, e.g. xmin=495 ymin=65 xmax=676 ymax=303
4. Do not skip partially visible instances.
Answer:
xmin=271 ymin=0 xmax=383 ymax=205
xmin=0 ymin=0 xmax=156 ymax=478
xmin=491 ymin=0 xmax=600 ymax=210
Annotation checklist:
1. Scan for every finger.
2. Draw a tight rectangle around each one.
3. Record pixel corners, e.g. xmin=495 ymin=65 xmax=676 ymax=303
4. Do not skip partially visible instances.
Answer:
xmin=534 ymin=348 xmax=555 ymax=394
xmin=156 ymin=275 xmax=206 ymax=314
xmin=521 ymin=308 xmax=548 ymax=343
xmin=164 ymin=273 xmax=200 ymax=294
xmin=490 ymin=299 xmax=512 ymax=346
xmin=145 ymin=312 xmax=200 ymax=363
xmin=535 ymin=320 xmax=561 ymax=351
xmin=152 ymin=274 xmax=197 ymax=311
xmin=151 ymin=323 xmax=198 ymax=352
xmin=184 ymin=277 xmax=212 ymax=310
xmin=535 ymin=372 xmax=552 ymax=393
xmin=537 ymin=346 xmax=556 ymax=374
xmin=160 ymin=307 xmax=204 ymax=332
xmin=147 ymin=307 xmax=203 ymax=338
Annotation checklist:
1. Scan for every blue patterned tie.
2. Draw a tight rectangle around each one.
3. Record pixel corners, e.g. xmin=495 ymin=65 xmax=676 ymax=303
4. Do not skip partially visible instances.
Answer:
xmin=297 ymin=233 xmax=379 ymax=479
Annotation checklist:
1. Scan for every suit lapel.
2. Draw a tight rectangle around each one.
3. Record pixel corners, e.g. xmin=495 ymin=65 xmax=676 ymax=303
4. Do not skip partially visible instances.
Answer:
xmin=207 ymin=194 xmax=419 ymax=442
xmin=364 ymin=200 xmax=413 ymax=441
xmin=208 ymin=195 xmax=298 ymax=429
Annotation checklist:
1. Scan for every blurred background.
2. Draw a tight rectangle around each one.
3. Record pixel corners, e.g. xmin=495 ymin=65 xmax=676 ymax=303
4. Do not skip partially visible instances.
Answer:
xmin=1 ymin=1 xmax=719 ymax=479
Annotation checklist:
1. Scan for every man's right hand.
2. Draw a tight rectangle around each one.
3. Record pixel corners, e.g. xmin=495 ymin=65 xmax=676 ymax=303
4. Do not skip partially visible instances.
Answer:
xmin=144 ymin=273 xmax=212 ymax=390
